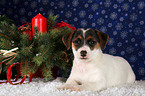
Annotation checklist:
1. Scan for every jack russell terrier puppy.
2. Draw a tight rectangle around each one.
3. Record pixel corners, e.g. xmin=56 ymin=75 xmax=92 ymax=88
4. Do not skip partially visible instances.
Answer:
xmin=58 ymin=29 xmax=135 ymax=91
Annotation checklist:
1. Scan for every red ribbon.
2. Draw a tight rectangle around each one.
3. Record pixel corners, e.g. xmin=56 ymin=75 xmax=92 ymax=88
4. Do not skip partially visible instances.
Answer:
xmin=55 ymin=21 xmax=76 ymax=31
xmin=6 ymin=62 xmax=27 ymax=85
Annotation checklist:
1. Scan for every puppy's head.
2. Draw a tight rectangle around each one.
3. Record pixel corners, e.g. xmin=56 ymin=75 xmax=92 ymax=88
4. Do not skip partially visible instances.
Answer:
xmin=62 ymin=29 xmax=109 ymax=61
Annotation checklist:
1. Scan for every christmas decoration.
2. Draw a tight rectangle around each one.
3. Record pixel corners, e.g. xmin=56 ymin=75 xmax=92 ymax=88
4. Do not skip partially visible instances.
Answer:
xmin=0 ymin=14 xmax=75 ymax=84
xmin=32 ymin=13 xmax=47 ymax=37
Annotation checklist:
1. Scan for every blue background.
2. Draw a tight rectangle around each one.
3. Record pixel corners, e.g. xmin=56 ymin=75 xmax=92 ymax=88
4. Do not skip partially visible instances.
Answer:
xmin=0 ymin=0 xmax=145 ymax=80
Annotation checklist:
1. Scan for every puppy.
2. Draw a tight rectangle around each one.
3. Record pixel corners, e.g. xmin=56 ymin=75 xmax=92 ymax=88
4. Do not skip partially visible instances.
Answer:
xmin=58 ymin=29 xmax=135 ymax=91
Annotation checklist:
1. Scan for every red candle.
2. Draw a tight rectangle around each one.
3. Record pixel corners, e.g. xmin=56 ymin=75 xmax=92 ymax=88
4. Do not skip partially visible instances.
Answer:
xmin=32 ymin=13 xmax=47 ymax=37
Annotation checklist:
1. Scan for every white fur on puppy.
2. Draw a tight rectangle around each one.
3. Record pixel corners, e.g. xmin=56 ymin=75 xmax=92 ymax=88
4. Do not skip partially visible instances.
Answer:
xmin=58 ymin=29 xmax=135 ymax=91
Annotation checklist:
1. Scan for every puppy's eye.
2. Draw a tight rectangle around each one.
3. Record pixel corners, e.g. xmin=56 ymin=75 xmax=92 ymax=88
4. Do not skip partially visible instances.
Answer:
xmin=73 ymin=40 xmax=80 ymax=45
xmin=89 ymin=41 xmax=96 ymax=45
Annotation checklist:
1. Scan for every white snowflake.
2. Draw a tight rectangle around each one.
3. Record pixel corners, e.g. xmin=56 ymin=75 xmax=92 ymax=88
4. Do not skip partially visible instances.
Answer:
xmin=100 ymin=26 xmax=107 ymax=33
xmin=72 ymin=0 xmax=79 ymax=7
xmin=28 ymin=12 xmax=32 ymax=16
xmin=91 ymin=23 xmax=96 ymax=27
xmin=42 ymin=0 xmax=49 ymax=5
xmin=139 ymin=21 xmax=144 ymax=25
xmin=104 ymin=0 xmax=111 ymax=7
xmin=131 ymin=38 xmax=135 ymax=42
xmin=105 ymin=15 xmax=108 ymax=18
xmin=140 ymin=40 xmax=145 ymax=48
xmin=118 ymin=9 xmax=121 ymax=12
xmin=119 ymin=17 xmax=124 ymax=21
xmin=130 ymin=13 xmax=137 ymax=21
xmin=19 ymin=8 xmax=26 ymax=15
xmin=138 ymin=52 xmax=143 ymax=56
xmin=138 ymin=67 xmax=145 ymax=76
xmin=117 ymin=0 xmax=124 ymax=3
xmin=109 ymin=47 xmax=116 ymax=55
xmin=88 ymin=0 xmax=93 ymax=3
xmin=100 ymin=2 xmax=103 ymax=5
xmin=60 ymin=11 xmax=63 ymax=13
xmin=80 ymin=20 xmax=87 ymax=27
xmin=96 ymin=12 xmax=99 ymax=15
xmin=121 ymin=51 xmax=125 ymax=56
xmin=115 ymin=23 xmax=123 ymax=30
xmin=126 ymin=46 xmax=134 ymax=54
xmin=138 ymin=1 xmax=145 ymax=9
xmin=129 ymin=0 xmax=133 ymax=2
xmin=13 ymin=0 xmax=19 ymax=4
xmin=120 ymin=31 xmax=128 ymax=39
xmin=130 ymin=55 xmax=137 ymax=62
xmin=58 ymin=1 xmax=65 ymax=8
xmin=139 ymin=11 xmax=142 ymax=14
xmin=134 ymin=27 xmax=141 ymax=35
xmin=108 ymin=38 xmax=115 ymax=46
xmin=79 ymin=10 xmax=86 ymax=18
xmin=110 ymin=12 xmax=117 ymax=20
xmin=39 ymin=7 xmax=43 ymax=11
xmin=65 ymin=11 xmax=72 ymax=18
xmin=50 ymin=2 xmax=54 ymax=6
xmin=129 ymin=29 xmax=132 ymax=32
xmin=84 ymin=3 xmax=89 ymax=8
xmin=91 ymin=3 xmax=99 ymax=11
xmin=101 ymin=10 xmax=106 ymax=14
xmin=74 ymin=17 xmax=78 ymax=22
xmin=122 ymin=3 xmax=129 ymax=11
xmin=88 ymin=14 xmax=93 ymax=19
xmin=24 ymin=1 xmax=28 ymax=6
xmin=117 ymin=42 xmax=122 ymax=47
xmin=125 ymin=13 xmax=128 ymax=16
xmin=128 ymin=23 xmax=133 ymax=28
xmin=31 ymin=1 xmax=37 ymax=9
xmin=108 ymin=23 xmax=112 ymax=27
xmin=113 ymin=4 xmax=118 ymax=9
xmin=73 ymin=8 xmax=76 ymax=11
xmin=47 ymin=9 xmax=54 ymax=15
xmin=9 ymin=2 xmax=11 ymax=5
xmin=97 ymin=17 xmax=104 ymax=25
xmin=113 ymin=31 xmax=117 ymax=35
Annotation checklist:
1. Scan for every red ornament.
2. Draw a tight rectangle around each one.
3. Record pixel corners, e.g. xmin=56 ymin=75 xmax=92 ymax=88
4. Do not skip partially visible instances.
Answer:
xmin=32 ymin=13 xmax=47 ymax=37
xmin=18 ymin=22 xmax=32 ymax=40
xmin=22 ymin=30 xmax=32 ymax=40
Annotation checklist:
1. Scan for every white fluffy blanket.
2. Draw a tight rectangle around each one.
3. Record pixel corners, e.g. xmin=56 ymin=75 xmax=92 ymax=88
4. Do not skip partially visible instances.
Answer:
xmin=0 ymin=78 xmax=145 ymax=96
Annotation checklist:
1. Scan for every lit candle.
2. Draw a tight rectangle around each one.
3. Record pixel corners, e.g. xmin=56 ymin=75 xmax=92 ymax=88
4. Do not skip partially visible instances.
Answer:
xmin=32 ymin=13 xmax=47 ymax=37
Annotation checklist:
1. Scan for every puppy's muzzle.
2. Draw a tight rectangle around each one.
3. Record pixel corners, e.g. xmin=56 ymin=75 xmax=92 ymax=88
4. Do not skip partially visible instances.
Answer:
xmin=80 ymin=50 xmax=87 ymax=58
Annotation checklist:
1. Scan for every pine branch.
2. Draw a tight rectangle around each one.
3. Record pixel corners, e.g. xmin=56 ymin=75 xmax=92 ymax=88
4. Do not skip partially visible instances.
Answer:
xmin=38 ymin=49 xmax=49 ymax=60
xmin=7 ymin=29 xmax=19 ymax=40
xmin=6 ymin=56 xmax=16 ymax=65
xmin=0 ymin=33 xmax=11 ymax=39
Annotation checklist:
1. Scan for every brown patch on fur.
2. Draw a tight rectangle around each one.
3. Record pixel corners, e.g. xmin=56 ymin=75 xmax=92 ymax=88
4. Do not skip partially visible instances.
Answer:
xmin=95 ymin=42 xmax=100 ymax=49
xmin=72 ymin=35 xmax=83 ymax=50
xmin=96 ymin=30 xmax=109 ymax=50
xmin=62 ymin=32 xmax=74 ymax=50
xmin=73 ymin=35 xmax=82 ymax=41
xmin=72 ymin=43 xmax=75 ymax=49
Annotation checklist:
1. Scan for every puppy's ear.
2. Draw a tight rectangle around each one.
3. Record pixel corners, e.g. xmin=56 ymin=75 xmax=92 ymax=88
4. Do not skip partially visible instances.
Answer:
xmin=62 ymin=32 xmax=74 ymax=50
xmin=95 ymin=30 xmax=109 ymax=50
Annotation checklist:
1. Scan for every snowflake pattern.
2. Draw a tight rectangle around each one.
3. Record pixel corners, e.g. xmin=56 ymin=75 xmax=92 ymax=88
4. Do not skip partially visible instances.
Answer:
xmin=0 ymin=0 xmax=145 ymax=80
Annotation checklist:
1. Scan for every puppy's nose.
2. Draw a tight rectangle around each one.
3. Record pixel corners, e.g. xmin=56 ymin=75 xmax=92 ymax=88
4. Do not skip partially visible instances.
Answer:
xmin=80 ymin=50 xmax=87 ymax=57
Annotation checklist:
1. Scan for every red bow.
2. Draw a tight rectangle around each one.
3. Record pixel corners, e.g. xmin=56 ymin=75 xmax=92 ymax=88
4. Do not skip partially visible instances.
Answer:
xmin=55 ymin=21 xmax=76 ymax=30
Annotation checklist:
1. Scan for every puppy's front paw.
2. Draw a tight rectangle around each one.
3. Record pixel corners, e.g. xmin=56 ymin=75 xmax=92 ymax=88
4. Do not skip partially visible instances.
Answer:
xmin=71 ymin=86 xmax=81 ymax=91
xmin=57 ymin=84 xmax=70 ymax=90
